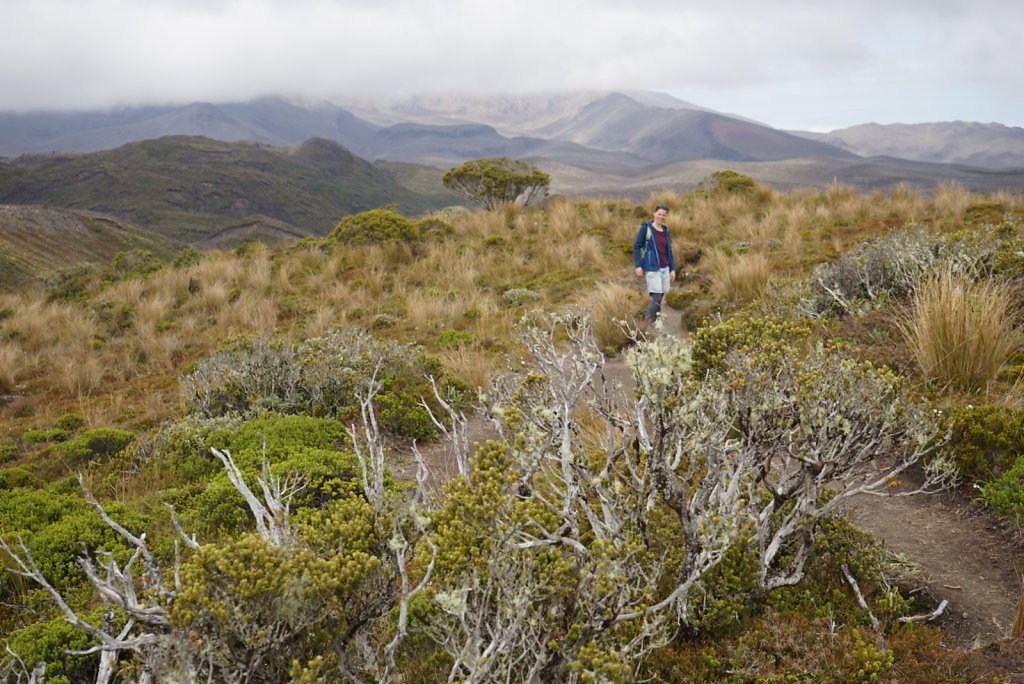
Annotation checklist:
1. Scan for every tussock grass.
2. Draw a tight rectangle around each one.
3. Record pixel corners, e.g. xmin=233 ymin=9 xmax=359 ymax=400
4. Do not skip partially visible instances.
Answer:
xmin=0 ymin=344 xmax=20 ymax=393
xmin=434 ymin=347 xmax=496 ymax=394
xmin=585 ymin=282 xmax=642 ymax=351
xmin=708 ymin=249 xmax=773 ymax=303
xmin=932 ymin=182 xmax=972 ymax=218
xmin=899 ymin=265 xmax=1022 ymax=391
xmin=56 ymin=353 xmax=105 ymax=397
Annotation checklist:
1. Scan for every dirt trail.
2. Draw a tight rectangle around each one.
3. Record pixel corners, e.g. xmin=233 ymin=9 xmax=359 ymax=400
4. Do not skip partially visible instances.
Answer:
xmin=843 ymin=482 xmax=1022 ymax=648
xmin=400 ymin=307 xmax=1023 ymax=659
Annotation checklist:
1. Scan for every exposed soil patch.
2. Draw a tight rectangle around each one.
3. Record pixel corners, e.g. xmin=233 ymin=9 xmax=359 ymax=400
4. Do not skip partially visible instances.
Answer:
xmin=843 ymin=473 xmax=1023 ymax=646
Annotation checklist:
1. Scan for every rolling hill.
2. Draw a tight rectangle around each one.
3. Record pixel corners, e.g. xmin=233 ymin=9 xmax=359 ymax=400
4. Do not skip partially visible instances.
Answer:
xmin=0 ymin=136 xmax=460 ymax=244
xmin=0 ymin=204 xmax=184 ymax=291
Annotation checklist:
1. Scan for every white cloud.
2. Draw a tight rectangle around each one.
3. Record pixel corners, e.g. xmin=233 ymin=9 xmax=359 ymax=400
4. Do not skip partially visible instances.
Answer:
xmin=0 ymin=0 xmax=1021 ymax=128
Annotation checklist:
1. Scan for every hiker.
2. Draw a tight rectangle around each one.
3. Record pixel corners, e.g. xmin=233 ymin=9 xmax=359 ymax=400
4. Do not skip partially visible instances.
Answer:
xmin=633 ymin=204 xmax=676 ymax=327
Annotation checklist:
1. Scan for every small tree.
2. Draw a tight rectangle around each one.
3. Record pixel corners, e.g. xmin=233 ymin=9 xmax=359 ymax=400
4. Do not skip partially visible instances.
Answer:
xmin=442 ymin=157 xmax=550 ymax=210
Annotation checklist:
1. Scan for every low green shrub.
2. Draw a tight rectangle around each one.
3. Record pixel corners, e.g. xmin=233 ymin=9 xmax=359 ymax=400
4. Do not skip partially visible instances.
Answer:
xmin=0 ymin=488 xmax=145 ymax=589
xmin=206 ymin=414 xmax=348 ymax=457
xmin=329 ymin=207 xmax=420 ymax=244
xmin=3 ymin=611 xmax=104 ymax=684
xmin=54 ymin=413 xmax=86 ymax=432
xmin=50 ymin=428 xmax=135 ymax=466
xmin=936 ymin=404 xmax=1024 ymax=483
xmin=689 ymin=315 xmax=814 ymax=379
xmin=418 ymin=217 xmax=454 ymax=240
xmin=435 ymin=329 xmax=473 ymax=350
xmin=978 ymin=455 xmax=1024 ymax=530
xmin=663 ymin=290 xmax=698 ymax=310
xmin=178 ymin=416 xmax=365 ymax=537
xmin=0 ymin=442 xmax=17 ymax=463
xmin=180 ymin=329 xmax=465 ymax=439
xmin=0 ymin=466 xmax=40 ymax=489
xmin=21 ymin=428 xmax=70 ymax=444
xmin=502 ymin=288 xmax=539 ymax=306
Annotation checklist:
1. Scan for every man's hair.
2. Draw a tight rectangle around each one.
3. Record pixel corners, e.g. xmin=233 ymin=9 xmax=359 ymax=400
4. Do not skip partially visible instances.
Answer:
xmin=655 ymin=204 xmax=669 ymax=212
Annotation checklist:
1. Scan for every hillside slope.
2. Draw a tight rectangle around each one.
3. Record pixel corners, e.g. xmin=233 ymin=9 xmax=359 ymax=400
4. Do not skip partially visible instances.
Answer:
xmin=0 ymin=136 xmax=459 ymax=244
xmin=0 ymin=204 xmax=184 ymax=291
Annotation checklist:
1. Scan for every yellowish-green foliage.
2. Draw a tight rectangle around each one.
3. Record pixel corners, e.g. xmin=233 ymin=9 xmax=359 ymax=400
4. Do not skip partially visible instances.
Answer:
xmin=169 ymin=523 xmax=385 ymax=681
xmin=898 ymin=265 xmax=1022 ymax=391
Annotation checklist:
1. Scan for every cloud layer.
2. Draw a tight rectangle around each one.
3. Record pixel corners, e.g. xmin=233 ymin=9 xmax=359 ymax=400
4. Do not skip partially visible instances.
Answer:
xmin=3 ymin=0 xmax=1022 ymax=130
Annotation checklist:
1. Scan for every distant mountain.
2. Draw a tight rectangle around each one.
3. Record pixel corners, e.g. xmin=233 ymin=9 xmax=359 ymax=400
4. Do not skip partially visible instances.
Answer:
xmin=531 ymin=93 xmax=855 ymax=164
xmin=0 ymin=93 xmax=844 ymax=172
xmin=2 ymin=92 xmax=1024 ymax=200
xmin=0 ymin=98 xmax=380 ymax=158
xmin=0 ymin=136 xmax=459 ymax=244
xmin=811 ymin=122 xmax=1024 ymax=170
xmin=0 ymin=204 xmax=183 ymax=291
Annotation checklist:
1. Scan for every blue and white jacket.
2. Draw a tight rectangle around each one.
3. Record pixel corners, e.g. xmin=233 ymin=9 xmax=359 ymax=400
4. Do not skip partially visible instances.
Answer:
xmin=632 ymin=221 xmax=676 ymax=272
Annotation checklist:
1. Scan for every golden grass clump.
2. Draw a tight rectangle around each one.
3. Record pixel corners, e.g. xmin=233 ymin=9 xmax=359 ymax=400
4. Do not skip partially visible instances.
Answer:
xmin=55 ymin=354 xmax=105 ymax=397
xmin=899 ymin=265 xmax=1022 ymax=391
xmin=0 ymin=344 xmax=20 ymax=393
xmin=708 ymin=249 xmax=773 ymax=304
xmin=434 ymin=347 xmax=497 ymax=395
xmin=585 ymin=282 xmax=643 ymax=351
xmin=932 ymin=182 xmax=972 ymax=220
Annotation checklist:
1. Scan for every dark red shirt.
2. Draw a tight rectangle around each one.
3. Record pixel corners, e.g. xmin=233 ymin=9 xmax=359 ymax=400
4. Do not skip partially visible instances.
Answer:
xmin=653 ymin=227 xmax=669 ymax=268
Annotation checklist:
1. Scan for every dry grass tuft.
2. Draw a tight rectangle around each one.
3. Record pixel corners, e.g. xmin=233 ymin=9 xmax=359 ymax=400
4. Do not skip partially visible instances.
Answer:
xmin=899 ymin=265 xmax=1022 ymax=391
xmin=708 ymin=250 xmax=773 ymax=303
xmin=585 ymin=282 xmax=642 ymax=350
xmin=434 ymin=347 xmax=497 ymax=395
xmin=0 ymin=345 xmax=20 ymax=393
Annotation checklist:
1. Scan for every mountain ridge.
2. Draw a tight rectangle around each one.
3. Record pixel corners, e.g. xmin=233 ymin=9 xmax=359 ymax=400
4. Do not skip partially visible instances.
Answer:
xmin=3 ymin=91 xmax=1023 ymax=194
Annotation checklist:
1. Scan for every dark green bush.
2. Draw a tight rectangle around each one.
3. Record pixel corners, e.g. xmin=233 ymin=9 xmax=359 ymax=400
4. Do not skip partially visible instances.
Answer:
xmin=44 ymin=264 xmax=100 ymax=303
xmin=21 ymin=428 xmax=70 ymax=444
xmin=0 ymin=488 xmax=144 ymax=589
xmin=707 ymin=169 xmax=758 ymax=194
xmin=172 ymin=246 xmax=205 ymax=269
xmin=0 ymin=442 xmax=17 ymax=463
xmin=978 ymin=455 xmax=1024 ymax=530
xmin=0 ymin=466 xmax=40 ymax=489
xmin=104 ymin=249 xmax=164 ymax=282
xmin=418 ymin=217 xmax=454 ymax=240
xmin=435 ymin=329 xmax=473 ymax=349
xmin=50 ymin=428 xmax=136 ymax=466
xmin=206 ymin=414 xmax=348 ymax=457
xmin=178 ymin=417 xmax=365 ymax=537
xmin=54 ymin=413 xmax=86 ymax=432
xmin=3 ymin=611 xmax=104 ymax=684
xmin=329 ymin=207 xmax=420 ymax=244
xmin=937 ymin=404 xmax=1024 ymax=483
xmin=663 ymin=290 xmax=697 ymax=311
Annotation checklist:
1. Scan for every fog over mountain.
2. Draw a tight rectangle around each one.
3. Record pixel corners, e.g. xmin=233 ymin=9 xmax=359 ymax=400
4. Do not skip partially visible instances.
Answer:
xmin=1 ymin=91 xmax=1023 ymax=196
xmin=812 ymin=122 xmax=1024 ymax=170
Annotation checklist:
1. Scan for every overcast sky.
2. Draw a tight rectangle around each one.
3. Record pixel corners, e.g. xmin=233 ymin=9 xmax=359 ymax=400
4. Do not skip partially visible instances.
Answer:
xmin=3 ymin=0 xmax=1022 ymax=131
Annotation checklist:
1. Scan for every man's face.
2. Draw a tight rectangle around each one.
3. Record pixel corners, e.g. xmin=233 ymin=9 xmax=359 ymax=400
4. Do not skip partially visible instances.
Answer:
xmin=654 ymin=209 xmax=668 ymax=223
